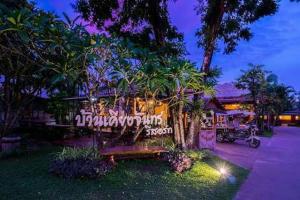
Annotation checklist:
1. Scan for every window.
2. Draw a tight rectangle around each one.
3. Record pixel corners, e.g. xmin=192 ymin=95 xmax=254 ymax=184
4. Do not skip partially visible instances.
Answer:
xmin=224 ymin=104 xmax=241 ymax=110
xmin=279 ymin=115 xmax=292 ymax=121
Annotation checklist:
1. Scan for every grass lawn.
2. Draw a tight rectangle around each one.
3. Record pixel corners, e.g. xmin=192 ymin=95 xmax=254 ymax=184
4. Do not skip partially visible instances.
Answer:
xmin=0 ymin=148 xmax=248 ymax=200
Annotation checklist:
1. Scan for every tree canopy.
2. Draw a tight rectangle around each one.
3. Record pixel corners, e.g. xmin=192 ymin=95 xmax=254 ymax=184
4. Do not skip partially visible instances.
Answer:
xmin=0 ymin=2 xmax=93 ymax=135
xmin=196 ymin=0 xmax=278 ymax=72
xmin=73 ymin=0 xmax=184 ymax=56
xmin=236 ymin=64 xmax=295 ymax=129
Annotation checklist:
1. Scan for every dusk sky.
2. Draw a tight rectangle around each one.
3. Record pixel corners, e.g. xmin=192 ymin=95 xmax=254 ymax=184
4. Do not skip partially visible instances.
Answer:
xmin=36 ymin=0 xmax=300 ymax=91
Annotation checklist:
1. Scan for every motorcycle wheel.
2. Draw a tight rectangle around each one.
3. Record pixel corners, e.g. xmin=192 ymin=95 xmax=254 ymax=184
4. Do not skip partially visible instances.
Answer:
xmin=216 ymin=133 xmax=225 ymax=143
xmin=249 ymin=138 xmax=260 ymax=148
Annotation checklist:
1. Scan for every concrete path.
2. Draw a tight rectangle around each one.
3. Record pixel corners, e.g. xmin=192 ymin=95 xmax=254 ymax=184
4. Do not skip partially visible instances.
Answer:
xmin=215 ymin=137 xmax=270 ymax=169
xmin=235 ymin=126 xmax=300 ymax=200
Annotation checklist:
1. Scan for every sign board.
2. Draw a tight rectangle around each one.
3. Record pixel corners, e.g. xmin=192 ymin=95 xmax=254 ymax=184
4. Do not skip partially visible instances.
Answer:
xmin=199 ymin=129 xmax=216 ymax=150
xmin=199 ymin=110 xmax=216 ymax=150
xmin=75 ymin=109 xmax=172 ymax=137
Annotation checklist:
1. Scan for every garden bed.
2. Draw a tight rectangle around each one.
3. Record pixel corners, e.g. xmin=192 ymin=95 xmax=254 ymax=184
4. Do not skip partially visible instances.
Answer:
xmin=0 ymin=148 xmax=248 ymax=200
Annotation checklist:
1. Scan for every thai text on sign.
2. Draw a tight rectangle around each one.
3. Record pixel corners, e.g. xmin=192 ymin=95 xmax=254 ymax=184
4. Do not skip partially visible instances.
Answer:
xmin=75 ymin=109 xmax=163 ymax=127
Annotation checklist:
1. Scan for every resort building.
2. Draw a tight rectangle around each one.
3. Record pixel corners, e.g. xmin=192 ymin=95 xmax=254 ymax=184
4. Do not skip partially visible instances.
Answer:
xmin=215 ymin=83 xmax=254 ymax=117
xmin=278 ymin=110 xmax=300 ymax=126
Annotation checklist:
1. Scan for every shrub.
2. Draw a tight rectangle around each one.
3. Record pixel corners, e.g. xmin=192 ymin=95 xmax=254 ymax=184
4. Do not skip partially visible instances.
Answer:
xmin=136 ymin=136 xmax=176 ymax=151
xmin=55 ymin=147 xmax=100 ymax=160
xmin=49 ymin=147 xmax=114 ymax=179
xmin=162 ymin=150 xmax=192 ymax=173
xmin=185 ymin=149 xmax=211 ymax=161
xmin=161 ymin=149 xmax=212 ymax=173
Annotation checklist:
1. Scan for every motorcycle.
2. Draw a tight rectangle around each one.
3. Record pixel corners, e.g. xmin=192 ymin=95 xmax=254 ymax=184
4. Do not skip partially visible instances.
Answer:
xmin=216 ymin=124 xmax=261 ymax=148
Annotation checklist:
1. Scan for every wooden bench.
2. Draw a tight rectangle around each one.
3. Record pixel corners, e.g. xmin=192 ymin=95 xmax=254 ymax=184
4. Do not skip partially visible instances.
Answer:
xmin=100 ymin=146 xmax=168 ymax=165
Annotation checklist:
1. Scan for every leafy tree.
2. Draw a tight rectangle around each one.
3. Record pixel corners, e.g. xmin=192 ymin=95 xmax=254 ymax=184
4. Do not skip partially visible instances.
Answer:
xmin=235 ymin=64 xmax=268 ymax=126
xmin=296 ymin=92 xmax=300 ymax=110
xmin=236 ymin=64 xmax=295 ymax=130
xmin=0 ymin=4 xmax=91 ymax=136
xmin=73 ymin=0 xmax=184 ymax=56
xmin=108 ymin=42 xmax=212 ymax=148
xmin=0 ymin=6 xmax=52 ymax=136
xmin=0 ymin=0 xmax=31 ymax=10
xmin=108 ymin=40 xmax=168 ymax=144
xmin=163 ymin=58 xmax=213 ymax=149
xmin=195 ymin=0 xmax=278 ymax=72
xmin=263 ymin=77 xmax=295 ymax=128
xmin=44 ymin=15 xmax=91 ymax=97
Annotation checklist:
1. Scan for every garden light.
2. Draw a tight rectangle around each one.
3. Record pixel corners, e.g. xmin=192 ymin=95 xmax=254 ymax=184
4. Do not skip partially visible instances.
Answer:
xmin=219 ymin=167 xmax=227 ymax=175
xmin=219 ymin=166 xmax=237 ymax=184
xmin=217 ymin=162 xmax=230 ymax=177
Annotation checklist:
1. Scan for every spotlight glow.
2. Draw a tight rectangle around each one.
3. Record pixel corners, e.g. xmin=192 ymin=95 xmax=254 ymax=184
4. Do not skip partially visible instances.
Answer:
xmin=219 ymin=167 xmax=227 ymax=175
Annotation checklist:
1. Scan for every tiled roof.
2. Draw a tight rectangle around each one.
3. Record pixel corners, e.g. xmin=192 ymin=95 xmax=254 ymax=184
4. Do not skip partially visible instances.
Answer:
xmin=215 ymin=83 xmax=249 ymax=98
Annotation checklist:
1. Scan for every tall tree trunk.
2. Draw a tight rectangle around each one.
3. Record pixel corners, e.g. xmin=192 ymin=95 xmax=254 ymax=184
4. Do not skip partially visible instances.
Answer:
xmin=187 ymin=0 xmax=225 ymax=148
xmin=148 ymin=0 xmax=166 ymax=49
xmin=187 ymin=114 xmax=195 ymax=147
xmin=202 ymin=46 xmax=214 ymax=73
xmin=178 ymin=100 xmax=186 ymax=149
xmin=186 ymin=114 xmax=200 ymax=149
xmin=2 ymin=103 xmax=22 ymax=137
xmin=177 ymin=89 xmax=186 ymax=149
xmin=186 ymin=92 xmax=203 ymax=149
xmin=153 ymin=27 xmax=165 ymax=48
xmin=1 ymin=78 xmax=19 ymax=137
xmin=201 ymin=0 xmax=225 ymax=73
xmin=172 ymin=108 xmax=180 ymax=146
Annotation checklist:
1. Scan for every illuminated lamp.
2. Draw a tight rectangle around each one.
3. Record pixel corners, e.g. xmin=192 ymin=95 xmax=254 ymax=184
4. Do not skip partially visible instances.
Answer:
xmin=279 ymin=115 xmax=291 ymax=120
xmin=219 ymin=167 xmax=227 ymax=176
xmin=217 ymin=163 xmax=230 ymax=177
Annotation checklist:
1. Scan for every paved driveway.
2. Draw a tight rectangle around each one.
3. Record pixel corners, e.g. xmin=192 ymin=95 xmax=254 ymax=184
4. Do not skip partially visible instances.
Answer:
xmin=232 ymin=126 xmax=300 ymax=200
xmin=215 ymin=136 xmax=270 ymax=169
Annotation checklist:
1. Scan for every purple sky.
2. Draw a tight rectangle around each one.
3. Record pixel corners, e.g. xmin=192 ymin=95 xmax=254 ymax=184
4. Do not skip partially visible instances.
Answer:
xmin=36 ymin=0 xmax=300 ymax=91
